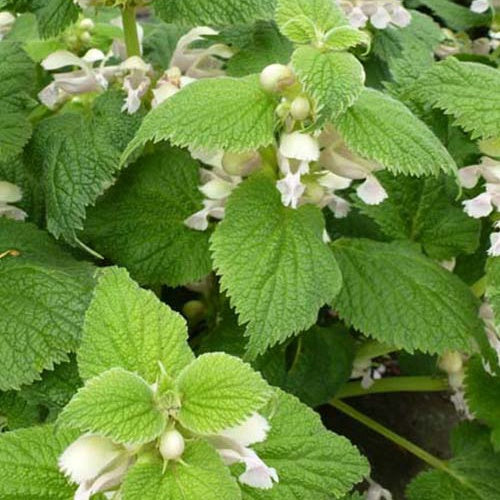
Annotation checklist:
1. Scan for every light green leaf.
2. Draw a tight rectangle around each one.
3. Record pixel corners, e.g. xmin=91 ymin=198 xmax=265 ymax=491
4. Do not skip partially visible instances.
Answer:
xmin=412 ymin=57 xmax=500 ymax=140
xmin=276 ymin=0 xmax=347 ymax=43
xmin=335 ymin=88 xmax=456 ymax=176
xmin=331 ymin=238 xmax=481 ymax=354
xmin=153 ymin=0 xmax=275 ymax=25
xmin=0 ymin=424 xmax=78 ymax=499
xmin=58 ymin=368 xmax=166 ymax=444
xmin=121 ymin=440 xmax=241 ymax=500
xmin=323 ymin=25 xmax=370 ymax=51
xmin=407 ymin=422 xmax=500 ymax=500
xmin=78 ymin=267 xmax=194 ymax=383
xmin=292 ymin=46 xmax=365 ymax=120
xmin=31 ymin=91 xmax=142 ymax=243
xmin=32 ymin=0 xmax=79 ymax=38
xmin=416 ymin=0 xmax=490 ymax=31
xmin=0 ymin=42 xmax=36 ymax=160
xmin=83 ymin=145 xmax=212 ymax=287
xmin=211 ymin=175 xmax=342 ymax=358
xmin=176 ymin=352 xmax=271 ymax=434
xmin=354 ymin=173 xmax=481 ymax=260
xmin=465 ymin=357 xmax=500 ymax=451
xmin=123 ymin=76 xmax=277 ymax=160
xmin=241 ymin=390 xmax=369 ymax=499
xmin=0 ymin=219 xmax=95 ymax=390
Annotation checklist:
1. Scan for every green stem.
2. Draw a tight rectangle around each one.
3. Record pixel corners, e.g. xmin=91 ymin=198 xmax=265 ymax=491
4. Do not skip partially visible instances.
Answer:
xmin=330 ymin=399 xmax=465 ymax=484
xmin=354 ymin=339 xmax=397 ymax=361
xmin=121 ymin=5 xmax=141 ymax=58
xmin=335 ymin=376 xmax=449 ymax=399
xmin=471 ymin=275 xmax=486 ymax=298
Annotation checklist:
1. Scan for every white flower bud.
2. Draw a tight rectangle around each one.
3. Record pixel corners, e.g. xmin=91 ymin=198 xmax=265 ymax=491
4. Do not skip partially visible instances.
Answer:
xmin=0 ymin=181 xmax=22 ymax=204
xmin=59 ymin=434 xmax=124 ymax=484
xmin=79 ymin=18 xmax=94 ymax=30
xmin=439 ymin=351 xmax=463 ymax=375
xmin=259 ymin=64 xmax=295 ymax=93
xmin=80 ymin=31 xmax=91 ymax=43
xmin=290 ymin=96 xmax=311 ymax=121
xmin=159 ymin=429 xmax=185 ymax=461
xmin=222 ymin=151 xmax=261 ymax=176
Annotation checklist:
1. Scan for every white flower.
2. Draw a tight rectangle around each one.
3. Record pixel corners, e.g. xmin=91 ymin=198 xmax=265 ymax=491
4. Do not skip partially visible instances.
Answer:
xmin=351 ymin=357 xmax=386 ymax=389
xmin=120 ymin=57 xmax=152 ymax=114
xmin=208 ymin=413 xmax=279 ymax=490
xmin=38 ymin=49 xmax=116 ymax=109
xmin=260 ymin=64 xmax=296 ymax=93
xmin=370 ymin=6 xmax=392 ymax=29
xmin=459 ymin=157 xmax=500 ymax=188
xmin=0 ymin=181 xmax=26 ymax=221
xmin=151 ymin=67 xmax=196 ymax=108
xmin=348 ymin=6 xmax=369 ymax=28
xmin=470 ymin=0 xmax=490 ymax=12
xmin=326 ymin=194 xmax=351 ymax=218
xmin=340 ymin=0 xmax=411 ymax=29
xmin=356 ymin=175 xmax=388 ymax=205
xmin=488 ymin=229 xmax=500 ymax=256
xmin=463 ymin=184 xmax=500 ymax=218
xmin=0 ymin=11 xmax=15 ymax=39
xmin=59 ymin=434 xmax=131 ymax=500
xmin=277 ymin=171 xmax=306 ymax=209
xmin=170 ymin=27 xmax=232 ymax=79
xmin=184 ymin=199 xmax=225 ymax=231
xmin=366 ymin=478 xmax=393 ymax=500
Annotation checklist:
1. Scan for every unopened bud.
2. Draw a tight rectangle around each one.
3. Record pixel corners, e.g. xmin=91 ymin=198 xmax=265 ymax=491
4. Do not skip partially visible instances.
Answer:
xmin=159 ymin=429 xmax=185 ymax=461
xmin=290 ymin=96 xmax=311 ymax=121
xmin=439 ymin=351 xmax=463 ymax=375
xmin=79 ymin=18 xmax=94 ymax=31
xmin=222 ymin=151 xmax=261 ymax=176
xmin=0 ymin=181 xmax=22 ymax=204
xmin=480 ymin=137 xmax=500 ymax=157
xmin=259 ymin=64 xmax=295 ymax=93
xmin=80 ymin=31 xmax=91 ymax=43
xmin=182 ymin=300 xmax=206 ymax=321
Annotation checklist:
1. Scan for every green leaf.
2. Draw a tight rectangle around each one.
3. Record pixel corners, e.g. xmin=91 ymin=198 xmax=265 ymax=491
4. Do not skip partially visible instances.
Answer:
xmin=31 ymin=91 xmax=142 ymax=243
xmin=32 ymin=0 xmax=79 ymax=38
xmin=276 ymin=0 xmax=347 ymax=43
xmin=58 ymin=368 xmax=166 ymax=444
xmin=176 ymin=352 xmax=271 ymax=434
xmin=0 ymin=424 xmax=78 ymax=499
xmin=153 ymin=0 xmax=275 ymax=25
xmin=121 ymin=440 xmax=241 ymax=500
xmin=331 ymin=238 xmax=481 ymax=354
xmin=241 ymin=390 xmax=369 ymax=499
xmin=323 ymin=25 xmax=371 ymax=51
xmin=143 ymin=22 xmax=187 ymax=72
xmin=255 ymin=325 xmax=355 ymax=406
xmin=0 ymin=42 xmax=36 ymax=160
xmin=78 ymin=267 xmax=194 ymax=383
xmin=354 ymin=173 xmax=481 ymax=260
xmin=0 ymin=219 xmax=95 ymax=390
xmin=211 ymin=175 xmax=342 ymax=358
xmin=416 ymin=0 xmax=490 ymax=31
xmin=0 ymin=391 xmax=41 ymax=430
xmin=226 ymin=21 xmax=293 ymax=77
xmin=292 ymin=46 xmax=365 ymax=120
xmin=465 ymin=357 xmax=500 ymax=451
xmin=123 ymin=76 xmax=277 ymax=160
xmin=411 ymin=57 xmax=500 ymax=140
xmin=407 ymin=422 xmax=500 ymax=500
xmin=335 ymin=88 xmax=457 ymax=176
xmin=83 ymin=145 xmax=212 ymax=287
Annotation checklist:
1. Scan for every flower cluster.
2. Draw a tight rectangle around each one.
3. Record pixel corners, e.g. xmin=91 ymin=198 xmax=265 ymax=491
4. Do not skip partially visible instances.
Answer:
xmin=339 ymin=0 xmax=411 ymax=29
xmin=460 ymin=156 xmax=500 ymax=256
xmin=59 ymin=412 xmax=278 ymax=499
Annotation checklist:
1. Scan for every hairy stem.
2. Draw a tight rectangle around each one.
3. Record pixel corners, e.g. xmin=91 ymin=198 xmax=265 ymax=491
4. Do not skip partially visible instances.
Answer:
xmin=121 ymin=5 xmax=141 ymax=58
xmin=335 ymin=376 xmax=449 ymax=399
xmin=330 ymin=399 xmax=465 ymax=484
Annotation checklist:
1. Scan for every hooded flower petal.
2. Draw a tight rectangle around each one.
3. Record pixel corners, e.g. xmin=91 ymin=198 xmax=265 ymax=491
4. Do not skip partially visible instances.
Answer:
xmin=356 ymin=175 xmax=388 ymax=205
xmin=218 ymin=413 xmax=270 ymax=447
xmin=279 ymin=132 xmax=320 ymax=162
xmin=326 ymin=194 xmax=351 ymax=218
xmin=317 ymin=172 xmax=352 ymax=191
xmin=370 ymin=6 xmax=391 ymax=29
xmin=42 ymin=50 xmax=85 ymax=70
xmin=348 ymin=6 xmax=369 ymax=28
xmin=463 ymin=192 xmax=494 ymax=218
xmin=458 ymin=166 xmax=481 ymax=188
xmin=471 ymin=0 xmax=490 ymax=12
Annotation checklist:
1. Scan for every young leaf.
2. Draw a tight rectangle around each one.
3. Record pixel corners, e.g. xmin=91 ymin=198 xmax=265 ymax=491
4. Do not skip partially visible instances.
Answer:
xmin=58 ymin=368 xmax=166 ymax=445
xmin=412 ymin=57 xmax=500 ymax=140
xmin=0 ymin=425 xmax=78 ymax=499
xmin=331 ymin=239 xmax=481 ymax=354
xmin=83 ymin=145 xmax=212 ymax=287
xmin=121 ymin=440 xmax=241 ymax=500
xmin=153 ymin=0 xmax=275 ymax=25
xmin=0 ymin=219 xmax=95 ymax=390
xmin=241 ymin=390 xmax=369 ymax=499
xmin=465 ymin=357 xmax=500 ymax=451
xmin=407 ymin=422 xmax=500 ymax=500
xmin=335 ymin=88 xmax=457 ymax=176
xmin=176 ymin=352 xmax=271 ymax=434
xmin=122 ymin=76 xmax=277 ymax=160
xmin=31 ymin=91 xmax=142 ymax=243
xmin=292 ymin=46 xmax=365 ymax=120
xmin=275 ymin=0 xmax=347 ymax=43
xmin=354 ymin=173 xmax=481 ymax=260
xmin=211 ymin=175 xmax=342 ymax=358
xmin=78 ymin=267 xmax=194 ymax=383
